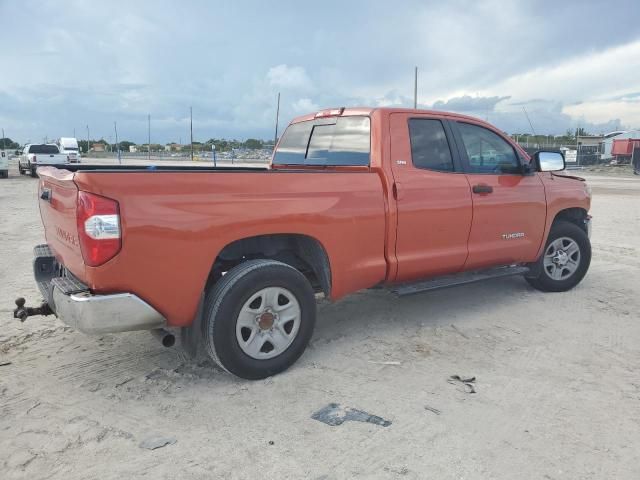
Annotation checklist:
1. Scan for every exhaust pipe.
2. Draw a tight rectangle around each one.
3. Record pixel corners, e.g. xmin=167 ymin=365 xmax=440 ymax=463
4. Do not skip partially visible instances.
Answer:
xmin=151 ymin=328 xmax=175 ymax=348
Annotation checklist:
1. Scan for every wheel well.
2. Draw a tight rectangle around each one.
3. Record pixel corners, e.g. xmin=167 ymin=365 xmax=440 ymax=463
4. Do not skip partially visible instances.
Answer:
xmin=553 ymin=207 xmax=588 ymax=233
xmin=209 ymin=234 xmax=332 ymax=297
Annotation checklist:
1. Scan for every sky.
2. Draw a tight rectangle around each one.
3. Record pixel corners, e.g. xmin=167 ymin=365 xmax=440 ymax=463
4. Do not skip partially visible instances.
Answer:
xmin=1 ymin=0 xmax=640 ymax=144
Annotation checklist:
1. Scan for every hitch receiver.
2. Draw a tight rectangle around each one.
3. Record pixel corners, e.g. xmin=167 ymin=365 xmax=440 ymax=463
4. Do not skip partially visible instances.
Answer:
xmin=13 ymin=297 xmax=54 ymax=322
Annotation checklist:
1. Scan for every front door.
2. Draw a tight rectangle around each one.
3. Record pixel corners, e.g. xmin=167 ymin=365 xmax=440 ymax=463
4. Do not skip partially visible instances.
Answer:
xmin=450 ymin=120 xmax=547 ymax=270
xmin=389 ymin=113 xmax=473 ymax=282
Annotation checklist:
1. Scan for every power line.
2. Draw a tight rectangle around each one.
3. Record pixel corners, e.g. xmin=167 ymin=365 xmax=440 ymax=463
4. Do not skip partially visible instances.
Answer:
xmin=522 ymin=107 xmax=537 ymax=137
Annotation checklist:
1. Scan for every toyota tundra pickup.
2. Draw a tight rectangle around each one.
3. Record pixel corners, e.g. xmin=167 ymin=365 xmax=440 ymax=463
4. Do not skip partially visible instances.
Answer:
xmin=16 ymin=107 xmax=592 ymax=379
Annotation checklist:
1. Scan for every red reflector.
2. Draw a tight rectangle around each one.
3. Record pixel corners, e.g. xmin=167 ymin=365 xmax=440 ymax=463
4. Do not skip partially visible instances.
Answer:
xmin=314 ymin=107 xmax=345 ymax=118
xmin=76 ymin=191 xmax=121 ymax=267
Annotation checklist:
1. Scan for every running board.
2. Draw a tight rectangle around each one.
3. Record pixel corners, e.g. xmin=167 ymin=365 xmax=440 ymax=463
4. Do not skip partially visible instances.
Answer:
xmin=389 ymin=265 xmax=530 ymax=297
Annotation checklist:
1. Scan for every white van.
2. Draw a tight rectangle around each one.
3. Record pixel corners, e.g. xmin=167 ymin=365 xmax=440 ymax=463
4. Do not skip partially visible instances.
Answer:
xmin=0 ymin=150 xmax=8 ymax=178
xmin=58 ymin=137 xmax=81 ymax=163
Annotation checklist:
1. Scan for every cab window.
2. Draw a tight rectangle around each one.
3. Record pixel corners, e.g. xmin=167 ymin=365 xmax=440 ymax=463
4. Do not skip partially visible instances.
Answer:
xmin=457 ymin=122 xmax=520 ymax=174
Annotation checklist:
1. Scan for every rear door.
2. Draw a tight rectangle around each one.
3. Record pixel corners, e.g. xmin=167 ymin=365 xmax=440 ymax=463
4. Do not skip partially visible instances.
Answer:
xmin=390 ymin=113 xmax=473 ymax=282
xmin=450 ymin=120 xmax=546 ymax=269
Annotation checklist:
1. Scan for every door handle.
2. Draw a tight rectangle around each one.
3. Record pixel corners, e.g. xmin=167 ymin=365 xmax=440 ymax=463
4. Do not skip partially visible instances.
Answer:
xmin=472 ymin=184 xmax=493 ymax=194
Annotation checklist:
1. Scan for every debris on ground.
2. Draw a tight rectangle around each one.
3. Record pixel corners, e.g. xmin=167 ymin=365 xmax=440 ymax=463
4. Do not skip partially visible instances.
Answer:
xmin=448 ymin=375 xmax=476 ymax=393
xmin=450 ymin=324 xmax=469 ymax=339
xmin=0 ymin=361 xmax=12 ymax=367
xmin=424 ymin=405 xmax=441 ymax=415
xmin=368 ymin=360 xmax=402 ymax=366
xmin=312 ymin=403 xmax=392 ymax=427
xmin=139 ymin=436 xmax=177 ymax=450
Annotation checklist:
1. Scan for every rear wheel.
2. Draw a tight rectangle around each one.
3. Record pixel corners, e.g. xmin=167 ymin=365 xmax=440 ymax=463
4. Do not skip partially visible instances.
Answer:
xmin=202 ymin=259 xmax=316 ymax=379
xmin=30 ymin=165 xmax=37 ymax=178
xmin=526 ymin=220 xmax=591 ymax=292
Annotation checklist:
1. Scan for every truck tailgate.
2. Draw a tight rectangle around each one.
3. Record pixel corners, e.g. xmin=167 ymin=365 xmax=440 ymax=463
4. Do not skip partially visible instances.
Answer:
xmin=37 ymin=167 xmax=86 ymax=280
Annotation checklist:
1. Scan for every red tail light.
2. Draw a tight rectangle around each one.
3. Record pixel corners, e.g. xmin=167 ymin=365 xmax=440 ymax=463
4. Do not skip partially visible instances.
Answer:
xmin=76 ymin=191 xmax=121 ymax=266
xmin=32 ymin=155 xmax=37 ymax=162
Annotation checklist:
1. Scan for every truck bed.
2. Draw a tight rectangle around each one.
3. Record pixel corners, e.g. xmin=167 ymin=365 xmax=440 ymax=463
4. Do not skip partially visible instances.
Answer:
xmin=36 ymin=165 xmax=388 ymax=326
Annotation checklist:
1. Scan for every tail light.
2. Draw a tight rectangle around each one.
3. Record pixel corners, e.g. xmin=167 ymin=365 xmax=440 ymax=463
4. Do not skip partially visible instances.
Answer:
xmin=76 ymin=191 xmax=121 ymax=266
xmin=32 ymin=155 xmax=37 ymax=163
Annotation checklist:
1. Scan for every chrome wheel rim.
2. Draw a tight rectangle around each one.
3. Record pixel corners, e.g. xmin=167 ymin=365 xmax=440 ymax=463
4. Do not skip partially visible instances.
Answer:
xmin=236 ymin=287 xmax=301 ymax=360
xmin=543 ymin=237 xmax=581 ymax=281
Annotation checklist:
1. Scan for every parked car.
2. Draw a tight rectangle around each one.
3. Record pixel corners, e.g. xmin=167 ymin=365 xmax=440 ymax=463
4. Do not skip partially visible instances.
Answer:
xmin=18 ymin=144 xmax=70 ymax=177
xmin=57 ymin=137 xmax=81 ymax=163
xmin=0 ymin=150 xmax=8 ymax=178
xmin=17 ymin=107 xmax=592 ymax=379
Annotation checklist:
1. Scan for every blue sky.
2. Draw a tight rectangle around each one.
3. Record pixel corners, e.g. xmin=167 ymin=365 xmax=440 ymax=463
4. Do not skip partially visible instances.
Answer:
xmin=1 ymin=0 xmax=640 ymax=144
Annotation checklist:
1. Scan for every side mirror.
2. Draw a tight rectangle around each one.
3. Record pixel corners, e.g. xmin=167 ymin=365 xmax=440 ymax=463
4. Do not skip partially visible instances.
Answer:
xmin=533 ymin=150 xmax=565 ymax=172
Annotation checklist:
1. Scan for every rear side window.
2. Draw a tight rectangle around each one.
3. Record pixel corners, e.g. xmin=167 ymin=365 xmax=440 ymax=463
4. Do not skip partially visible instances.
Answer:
xmin=273 ymin=116 xmax=370 ymax=166
xmin=408 ymin=119 xmax=454 ymax=172
xmin=457 ymin=123 xmax=520 ymax=174
xmin=29 ymin=144 xmax=59 ymax=154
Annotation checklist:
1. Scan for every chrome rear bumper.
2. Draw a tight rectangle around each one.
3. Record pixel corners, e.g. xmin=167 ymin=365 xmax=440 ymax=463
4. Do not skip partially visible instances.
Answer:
xmin=52 ymin=289 xmax=166 ymax=334
xmin=34 ymin=244 xmax=166 ymax=334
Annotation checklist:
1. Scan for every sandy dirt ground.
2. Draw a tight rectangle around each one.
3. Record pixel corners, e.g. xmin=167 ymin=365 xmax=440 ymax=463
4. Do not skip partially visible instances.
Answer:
xmin=1 ymin=159 xmax=639 ymax=480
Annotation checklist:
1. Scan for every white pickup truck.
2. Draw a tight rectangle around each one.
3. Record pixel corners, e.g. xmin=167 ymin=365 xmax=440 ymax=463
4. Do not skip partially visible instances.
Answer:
xmin=19 ymin=144 xmax=70 ymax=177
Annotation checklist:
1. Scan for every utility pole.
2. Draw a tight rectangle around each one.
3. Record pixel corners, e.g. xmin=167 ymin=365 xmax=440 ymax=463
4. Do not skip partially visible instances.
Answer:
xmin=114 ymin=121 xmax=121 ymax=164
xmin=148 ymin=114 xmax=151 ymax=161
xmin=190 ymin=107 xmax=194 ymax=162
xmin=86 ymin=125 xmax=90 ymax=155
xmin=2 ymin=128 xmax=5 ymax=150
xmin=274 ymin=92 xmax=281 ymax=146
xmin=414 ymin=66 xmax=418 ymax=109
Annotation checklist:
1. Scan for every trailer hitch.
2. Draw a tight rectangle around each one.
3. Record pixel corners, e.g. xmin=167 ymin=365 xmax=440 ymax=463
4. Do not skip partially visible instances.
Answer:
xmin=13 ymin=297 xmax=53 ymax=322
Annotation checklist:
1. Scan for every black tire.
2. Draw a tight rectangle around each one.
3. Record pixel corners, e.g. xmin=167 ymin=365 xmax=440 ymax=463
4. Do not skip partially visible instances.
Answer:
xmin=0 ymin=170 xmax=7 ymax=178
xmin=202 ymin=259 xmax=316 ymax=379
xmin=30 ymin=166 xmax=37 ymax=178
xmin=526 ymin=220 xmax=591 ymax=292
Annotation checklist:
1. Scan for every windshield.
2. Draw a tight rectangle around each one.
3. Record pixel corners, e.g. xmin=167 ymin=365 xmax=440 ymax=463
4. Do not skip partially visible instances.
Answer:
xmin=273 ymin=116 xmax=370 ymax=166
xmin=28 ymin=144 xmax=59 ymax=154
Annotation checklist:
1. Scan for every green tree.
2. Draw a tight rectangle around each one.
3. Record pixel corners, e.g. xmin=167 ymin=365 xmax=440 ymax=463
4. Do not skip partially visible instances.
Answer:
xmin=0 ymin=137 xmax=19 ymax=149
xmin=243 ymin=138 xmax=263 ymax=149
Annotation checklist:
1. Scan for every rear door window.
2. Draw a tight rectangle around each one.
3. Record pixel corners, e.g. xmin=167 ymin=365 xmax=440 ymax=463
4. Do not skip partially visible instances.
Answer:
xmin=408 ymin=119 xmax=454 ymax=172
xmin=273 ymin=116 xmax=370 ymax=166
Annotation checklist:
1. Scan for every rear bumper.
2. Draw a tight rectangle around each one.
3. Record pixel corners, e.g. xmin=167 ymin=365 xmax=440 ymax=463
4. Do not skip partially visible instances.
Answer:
xmin=34 ymin=244 xmax=166 ymax=334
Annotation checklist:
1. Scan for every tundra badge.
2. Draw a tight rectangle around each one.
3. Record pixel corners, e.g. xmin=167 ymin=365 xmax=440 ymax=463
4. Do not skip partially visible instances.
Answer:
xmin=502 ymin=232 xmax=525 ymax=240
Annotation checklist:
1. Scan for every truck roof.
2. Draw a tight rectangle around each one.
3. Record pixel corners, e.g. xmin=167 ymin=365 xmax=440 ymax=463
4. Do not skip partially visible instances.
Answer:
xmin=290 ymin=107 xmax=489 ymax=125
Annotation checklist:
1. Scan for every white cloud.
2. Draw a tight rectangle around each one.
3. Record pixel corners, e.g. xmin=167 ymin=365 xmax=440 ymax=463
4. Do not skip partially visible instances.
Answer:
xmin=291 ymin=98 xmax=319 ymax=113
xmin=267 ymin=65 xmax=313 ymax=91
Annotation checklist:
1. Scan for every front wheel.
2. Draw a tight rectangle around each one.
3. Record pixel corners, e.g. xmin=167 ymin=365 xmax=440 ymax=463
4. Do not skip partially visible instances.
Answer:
xmin=526 ymin=220 xmax=591 ymax=292
xmin=202 ymin=259 xmax=317 ymax=379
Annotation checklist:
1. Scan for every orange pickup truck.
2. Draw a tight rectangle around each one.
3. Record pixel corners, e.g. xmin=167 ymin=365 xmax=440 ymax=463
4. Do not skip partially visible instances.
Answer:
xmin=17 ymin=107 xmax=592 ymax=379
